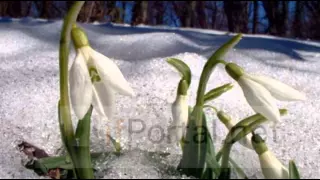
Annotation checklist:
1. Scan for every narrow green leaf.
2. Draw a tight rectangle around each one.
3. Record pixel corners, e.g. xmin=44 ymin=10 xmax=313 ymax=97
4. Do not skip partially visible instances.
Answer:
xmin=216 ymin=148 xmax=223 ymax=163
xmin=203 ymin=112 xmax=220 ymax=178
xmin=74 ymin=105 xmax=94 ymax=177
xmin=167 ymin=58 xmax=192 ymax=86
xmin=209 ymin=34 xmax=242 ymax=62
xmin=204 ymin=83 xmax=234 ymax=103
xmin=178 ymin=106 xmax=208 ymax=178
xmin=57 ymin=100 xmax=67 ymax=150
xmin=289 ymin=160 xmax=301 ymax=179
xmin=229 ymin=157 xmax=248 ymax=179
xmin=31 ymin=152 xmax=112 ymax=174
xmin=235 ymin=109 xmax=288 ymax=127
xmin=195 ymin=34 xmax=242 ymax=107
xmin=230 ymin=109 xmax=288 ymax=144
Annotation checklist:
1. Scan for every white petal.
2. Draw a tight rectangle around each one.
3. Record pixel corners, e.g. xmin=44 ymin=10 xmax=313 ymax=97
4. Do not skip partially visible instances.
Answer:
xmin=245 ymin=74 xmax=306 ymax=101
xmin=169 ymin=95 xmax=189 ymax=142
xmin=69 ymin=53 xmax=93 ymax=120
xmin=238 ymin=77 xmax=281 ymax=125
xmin=259 ymin=151 xmax=289 ymax=179
xmin=89 ymin=48 xmax=135 ymax=97
xmin=78 ymin=46 xmax=91 ymax=62
xmin=92 ymin=82 xmax=115 ymax=121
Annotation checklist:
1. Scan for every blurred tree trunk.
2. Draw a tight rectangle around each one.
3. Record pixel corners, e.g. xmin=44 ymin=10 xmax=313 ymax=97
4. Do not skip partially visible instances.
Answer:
xmin=142 ymin=1 xmax=148 ymax=24
xmin=92 ymin=1 xmax=106 ymax=22
xmin=293 ymin=1 xmax=303 ymax=38
xmin=173 ymin=1 xmax=194 ymax=27
xmin=120 ymin=1 xmax=126 ymax=23
xmin=6 ymin=1 xmax=22 ymax=18
xmin=131 ymin=1 xmax=149 ymax=25
xmin=304 ymin=1 xmax=320 ymax=40
xmin=280 ymin=1 xmax=288 ymax=36
xmin=39 ymin=1 xmax=53 ymax=19
xmin=211 ymin=1 xmax=217 ymax=29
xmin=262 ymin=1 xmax=277 ymax=35
xmin=77 ymin=1 xmax=89 ymax=22
xmin=0 ymin=1 xmax=9 ymax=16
xmin=131 ymin=1 xmax=142 ymax=25
xmin=187 ymin=1 xmax=197 ymax=27
xmin=190 ymin=1 xmax=197 ymax=27
xmin=252 ymin=1 xmax=259 ymax=34
xmin=86 ymin=1 xmax=95 ymax=22
xmin=66 ymin=1 xmax=74 ymax=11
xmin=262 ymin=1 xmax=288 ymax=36
xmin=153 ymin=1 xmax=164 ymax=25
xmin=196 ymin=1 xmax=207 ymax=28
xmin=224 ymin=1 xmax=249 ymax=33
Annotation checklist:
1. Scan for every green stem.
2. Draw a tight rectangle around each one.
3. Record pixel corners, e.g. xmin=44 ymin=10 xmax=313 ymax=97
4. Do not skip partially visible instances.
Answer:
xmin=218 ymin=109 xmax=288 ymax=178
xmin=195 ymin=60 xmax=221 ymax=108
xmin=231 ymin=109 xmax=287 ymax=144
xmin=195 ymin=34 xmax=242 ymax=108
xmin=220 ymin=138 xmax=232 ymax=169
xmin=58 ymin=1 xmax=87 ymax=179
xmin=219 ymin=143 xmax=232 ymax=179
xmin=194 ymin=34 xmax=242 ymax=127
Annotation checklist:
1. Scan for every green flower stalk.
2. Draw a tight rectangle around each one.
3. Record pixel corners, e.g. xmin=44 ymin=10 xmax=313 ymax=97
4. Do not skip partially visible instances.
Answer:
xmin=58 ymin=1 xmax=94 ymax=179
xmin=204 ymin=83 xmax=234 ymax=103
xmin=252 ymin=134 xmax=289 ymax=179
xmin=219 ymin=109 xmax=288 ymax=178
xmin=217 ymin=111 xmax=253 ymax=150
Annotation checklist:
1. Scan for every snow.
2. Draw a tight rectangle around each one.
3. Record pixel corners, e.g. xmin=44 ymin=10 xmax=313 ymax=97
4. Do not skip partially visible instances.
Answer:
xmin=0 ymin=18 xmax=320 ymax=179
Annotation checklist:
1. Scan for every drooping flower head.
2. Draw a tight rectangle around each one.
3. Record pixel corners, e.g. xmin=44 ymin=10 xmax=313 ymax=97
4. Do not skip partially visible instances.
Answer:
xmin=69 ymin=24 xmax=135 ymax=120
xmin=252 ymin=134 xmax=289 ymax=179
xmin=168 ymin=79 xmax=189 ymax=144
xmin=225 ymin=63 xmax=306 ymax=126
xmin=217 ymin=111 xmax=253 ymax=150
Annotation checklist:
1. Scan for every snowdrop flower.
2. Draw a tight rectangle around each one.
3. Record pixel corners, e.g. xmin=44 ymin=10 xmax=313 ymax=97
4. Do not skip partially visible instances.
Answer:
xmin=69 ymin=25 xmax=135 ymax=120
xmin=168 ymin=80 xmax=189 ymax=143
xmin=217 ymin=111 xmax=253 ymax=150
xmin=252 ymin=134 xmax=289 ymax=179
xmin=225 ymin=63 xmax=306 ymax=126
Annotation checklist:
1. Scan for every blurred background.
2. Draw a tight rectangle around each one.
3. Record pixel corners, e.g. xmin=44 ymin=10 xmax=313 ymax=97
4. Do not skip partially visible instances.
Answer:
xmin=0 ymin=1 xmax=319 ymax=40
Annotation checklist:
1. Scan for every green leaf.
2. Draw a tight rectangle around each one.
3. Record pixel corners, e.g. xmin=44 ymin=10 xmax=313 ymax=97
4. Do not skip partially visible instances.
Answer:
xmin=216 ymin=148 xmax=223 ymax=163
xmin=178 ymin=106 xmax=208 ymax=178
xmin=202 ymin=111 xmax=220 ymax=179
xmin=229 ymin=157 xmax=248 ymax=179
xmin=166 ymin=58 xmax=192 ymax=86
xmin=204 ymin=83 xmax=234 ymax=103
xmin=74 ymin=105 xmax=94 ymax=178
xmin=230 ymin=109 xmax=288 ymax=144
xmin=289 ymin=160 xmax=301 ymax=179
xmin=57 ymin=101 xmax=67 ymax=150
xmin=195 ymin=34 xmax=242 ymax=107
xmin=235 ymin=109 xmax=288 ymax=127
xmin=209 ymin=34 xmax=242 ymax=62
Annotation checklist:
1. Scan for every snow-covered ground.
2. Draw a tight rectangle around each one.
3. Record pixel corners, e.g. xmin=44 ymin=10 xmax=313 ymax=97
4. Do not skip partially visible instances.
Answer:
xmin=1 ymin=17 xmax=320 ymax=179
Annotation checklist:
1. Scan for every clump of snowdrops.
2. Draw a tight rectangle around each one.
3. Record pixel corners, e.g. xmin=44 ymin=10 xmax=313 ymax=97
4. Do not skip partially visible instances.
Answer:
xmin=166 ymin=34 xmax=305 ymax=179
xmin=32 ymin=1 xmax=305 ymax=179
